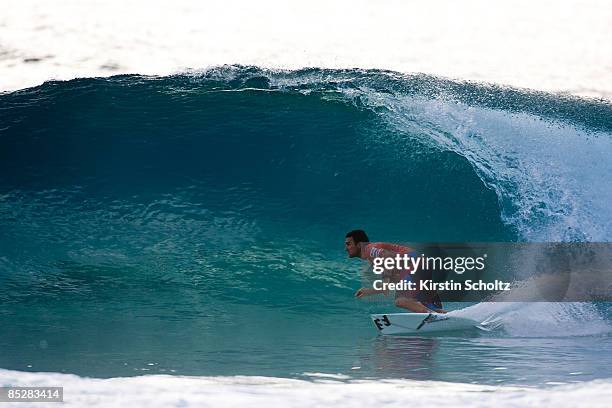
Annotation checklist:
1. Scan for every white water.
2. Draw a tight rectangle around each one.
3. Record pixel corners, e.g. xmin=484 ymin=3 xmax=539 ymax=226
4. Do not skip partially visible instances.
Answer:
xmin=1 ymin=369 xmax=611 ymax=408
xmin=451 ymin=302 xmax=611 ymax=337
xmin=350 ymin=91 xmax=612 ymax=242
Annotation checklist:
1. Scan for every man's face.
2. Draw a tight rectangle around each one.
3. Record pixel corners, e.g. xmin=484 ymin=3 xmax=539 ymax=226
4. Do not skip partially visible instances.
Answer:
xmin=345 ymin=237 xmax=360 ymax=258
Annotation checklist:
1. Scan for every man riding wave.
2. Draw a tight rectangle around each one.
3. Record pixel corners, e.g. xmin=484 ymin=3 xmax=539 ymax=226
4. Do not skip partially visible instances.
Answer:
xmin=345 ymin=229 xmax=447 ymax=314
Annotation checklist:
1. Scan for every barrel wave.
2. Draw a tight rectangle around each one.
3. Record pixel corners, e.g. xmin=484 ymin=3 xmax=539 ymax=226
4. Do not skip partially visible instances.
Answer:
xmin=1 ymin=66 xmax=611 ymax=383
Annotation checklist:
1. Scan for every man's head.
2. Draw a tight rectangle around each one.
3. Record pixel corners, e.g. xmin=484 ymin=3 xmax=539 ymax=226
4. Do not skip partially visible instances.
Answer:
xmin=345 ymin=229 xmax=369 ymax=258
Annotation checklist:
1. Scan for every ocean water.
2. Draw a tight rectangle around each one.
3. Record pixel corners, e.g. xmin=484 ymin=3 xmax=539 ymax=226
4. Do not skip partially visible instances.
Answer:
xmin=1 ymin=68 xmax=612 ymax=406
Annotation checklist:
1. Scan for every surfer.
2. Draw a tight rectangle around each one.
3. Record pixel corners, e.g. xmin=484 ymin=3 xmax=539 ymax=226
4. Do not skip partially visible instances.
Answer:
xmin=345 ymin=229 xmax=447 ymax=314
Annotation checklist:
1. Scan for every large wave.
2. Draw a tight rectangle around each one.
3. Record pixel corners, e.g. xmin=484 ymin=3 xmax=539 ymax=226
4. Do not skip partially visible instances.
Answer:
xmin=1 ymin=66 xmax=611 ymax=379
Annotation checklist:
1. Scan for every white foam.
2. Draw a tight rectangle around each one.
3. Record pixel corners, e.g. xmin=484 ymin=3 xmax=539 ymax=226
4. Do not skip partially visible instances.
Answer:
xmin=451 ymin=302 xmax=611 ymax=337
xmin=1 ymin=369 xmax=611 ymax=408
xmin=349 ymin=91 xmax=612 ymax=242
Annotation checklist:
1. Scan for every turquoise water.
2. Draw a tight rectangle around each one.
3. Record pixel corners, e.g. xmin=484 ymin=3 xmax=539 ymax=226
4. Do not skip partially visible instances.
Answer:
xmin=1 ymin=67 xmax=611 ymax=386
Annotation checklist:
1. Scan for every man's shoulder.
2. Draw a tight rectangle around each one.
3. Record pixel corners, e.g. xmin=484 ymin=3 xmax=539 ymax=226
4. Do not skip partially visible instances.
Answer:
xmin=360 ymin=242 xmax=379 ymax=260
xmin=370 ymin=242 xmax=413 ymax=253
xmin=361 ymin=242 xmax=413 ymax=259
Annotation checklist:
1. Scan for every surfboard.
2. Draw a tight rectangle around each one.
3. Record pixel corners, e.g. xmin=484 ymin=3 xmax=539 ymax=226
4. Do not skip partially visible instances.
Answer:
xmin=370 ymin=312 xmax=479 ymax=335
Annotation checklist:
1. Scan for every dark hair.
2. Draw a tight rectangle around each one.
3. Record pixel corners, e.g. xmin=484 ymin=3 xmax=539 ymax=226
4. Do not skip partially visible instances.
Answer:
xmin=345 ymin=229 xmax=369 ymax=243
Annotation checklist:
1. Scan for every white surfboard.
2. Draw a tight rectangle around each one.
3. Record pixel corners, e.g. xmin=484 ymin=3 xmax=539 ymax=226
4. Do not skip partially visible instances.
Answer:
xmin=370 ymin=312 xmax=479 ymax=334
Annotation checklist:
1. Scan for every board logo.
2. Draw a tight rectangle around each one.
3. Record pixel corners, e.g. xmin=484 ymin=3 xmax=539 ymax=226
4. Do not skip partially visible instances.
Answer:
xmin=416 ymin=313 xmax=450 ymax=330
xmin=373 ymin=315 xmax=391 ymax=330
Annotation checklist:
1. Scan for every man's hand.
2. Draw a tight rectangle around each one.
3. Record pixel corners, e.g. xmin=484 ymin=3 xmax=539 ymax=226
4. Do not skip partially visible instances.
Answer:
xmin=355 ymin=287 xmax=377 ymax=298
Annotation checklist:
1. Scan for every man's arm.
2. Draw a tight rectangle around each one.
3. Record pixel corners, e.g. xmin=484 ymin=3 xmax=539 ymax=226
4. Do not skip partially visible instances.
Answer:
xmin=371 ymin=248 xmax=410 ymax=281
xmin=395 ymin=297 xmax=433 ymax=313
xmin=354 ymin=287 xmax=388 ymax=298
xmin=355 ymin=247 xmax=406 ymax=298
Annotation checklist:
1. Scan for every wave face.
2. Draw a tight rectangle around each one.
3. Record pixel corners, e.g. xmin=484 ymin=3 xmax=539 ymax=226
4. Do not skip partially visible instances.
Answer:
xmin=1 ymin=66 xmax=611 ymax=384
